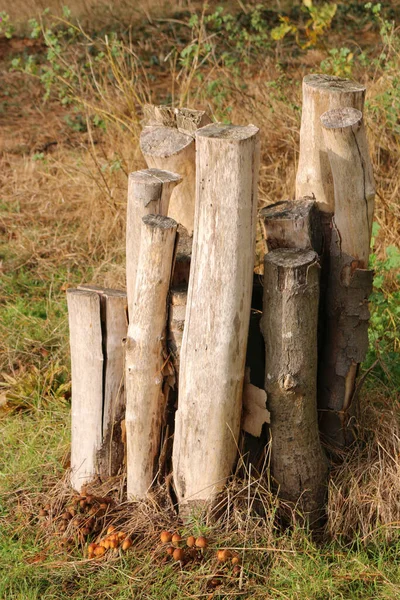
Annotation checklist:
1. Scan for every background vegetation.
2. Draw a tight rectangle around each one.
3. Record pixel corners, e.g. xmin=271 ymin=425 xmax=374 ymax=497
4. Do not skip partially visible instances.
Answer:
xmin=0 ymin=0 xmax=399 ymax=598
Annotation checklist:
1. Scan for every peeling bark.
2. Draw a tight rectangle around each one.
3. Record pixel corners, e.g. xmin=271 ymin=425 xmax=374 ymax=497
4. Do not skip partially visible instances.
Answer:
xmin=318 ymin=107 xmax=375 ymax=447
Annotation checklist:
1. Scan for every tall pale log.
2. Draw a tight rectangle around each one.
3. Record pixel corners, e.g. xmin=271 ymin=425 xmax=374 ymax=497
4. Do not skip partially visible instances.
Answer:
xmin=296 ymin=74 xmax=366 ymax=214
xmin=172 ymin=123 xmax=260 ymax=510
xmin=140 ymin=106 xmax=211 ymax=235
xmin=67 ymin=289 xmax=103 ymax=492
xmin=318 ymin=108 xmax=375 ymax=446
xmin=126 ymin=168 xmax=181 ymax=321
xmin=261 ymin=249 xmax=328 ymax=517
xmin=260 ymin=198 xmax=322 ymax=254
xmin=125 ymin=214 xmax=178 ymax=500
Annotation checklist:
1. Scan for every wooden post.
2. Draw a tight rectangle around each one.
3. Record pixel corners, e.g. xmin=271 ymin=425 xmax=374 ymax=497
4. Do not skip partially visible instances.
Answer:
xmin=318 ymin=107 xmax=375 ymax=446
xmin=68 ymin=287 xmax=128 ymax=490
xmin=125 ymin=214 xmax=178 ymax=500
xmin=296 ymin=74 xmax=366 ymax=214
xmin=259 ymin=198 xmax=322 ymax=254
xmin=261 ymin=249 xmax=328 ymax=517
xmin=126 ymin=168 xmax=181 ymax=322
xmin=140 ymin=106 xmax=211 ymax=235
xmin=172 ymin=123 xmax=260 ymax=510
xmin=99 ymin=289 xmax=128 ymax=477
xmin=67 ymin=289 xmax=103 ymax=492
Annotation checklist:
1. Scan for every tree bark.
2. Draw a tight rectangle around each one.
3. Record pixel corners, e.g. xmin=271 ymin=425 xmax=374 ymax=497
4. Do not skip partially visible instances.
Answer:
xmin=318 ymin=107 xmax=375 ymax=447
xmin=126 ymin=168 xmax=181 ymax=322
xmin=125 ymin=214 xmax=178 ymax=500
xmin=67 ymin=289 xmax=103 ymax=492
xmin=259 ymin=197 xmax=322 ymax=254
xmin=261 ymin=249 xmax=328 ymax=518
xmin=296 ymin=74 xmax=366 ymax=214
xmin=140 ymin=106 xmax=211 ymax=235
xmin=172 ymin=123 xmax=260 ymax=510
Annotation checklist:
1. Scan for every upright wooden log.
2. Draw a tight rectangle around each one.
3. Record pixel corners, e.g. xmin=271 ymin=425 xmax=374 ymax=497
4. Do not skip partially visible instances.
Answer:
xmin=259 ymin=198 xmax=322 ymax=254
xmin=69 ymin=286 xmax=128 ymax=485
xmin=125 ymin=214 xmax=178 ymax=499
xmin=126 ymin=168 xmax=181 ymax=321
xmin=318 ymin=108 xmax=375 ymax=446
xmin=140 ymin=106 xmax=211 ymax=235
xmin=67 ymin=289 xmax=103 ymax=492
xmin=296 ymin=74 xmax=366 ymax=214
xmin=172 ymin=123 xmax=260 ymax=510
xmin=261 ymin=249 xmax=328 ymax=517
xmin=99 ymin=289 xmax=128 ymax=477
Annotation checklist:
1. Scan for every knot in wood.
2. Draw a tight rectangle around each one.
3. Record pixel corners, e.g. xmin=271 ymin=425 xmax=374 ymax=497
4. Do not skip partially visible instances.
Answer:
xmin=280 ymin=374 xmax=297 ymax=391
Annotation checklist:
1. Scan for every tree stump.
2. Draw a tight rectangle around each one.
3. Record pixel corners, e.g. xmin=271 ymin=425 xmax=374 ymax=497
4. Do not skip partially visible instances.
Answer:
xmin=261 ymin=249 xmax=328 ymax=518
xmin=140 ymin=106 xmax=211 ymax=235
xmin=259 ymin=198 xmax=322 ymax=254
xmin=172 ymin=123 xmax=260 ymax=510
xmin=125 ymin=214 xmax=178 ymax=500
xmin=318 ymin=107 xmax=375 ymax=447
xmin=126 ymin=168 xmax=181 ymax=322
xmin=296 ymin=74 xmax=366 ymax=215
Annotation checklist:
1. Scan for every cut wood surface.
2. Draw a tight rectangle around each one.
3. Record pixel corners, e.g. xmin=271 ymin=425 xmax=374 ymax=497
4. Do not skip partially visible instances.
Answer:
xmin=67 ymin=289 xmax=103 ymax=492
xmin=261 ymin=249 xmax=328 ymax=517
xmin=140 ymin=106 xmax=211 ymax=235
xmin=125 ymin=214 xmax=178 ymax=500
xmin=126 ymin=168 xmax=181 ymax=321
xmin=296 ymin=74 xmax=366 ymax=214
xmin=172 ymin=123 xmax=260 ymax=510
xmin=318 ymin=107 xmax=375 ymax=446
xmin=260 ymin=198 xmax=322 ymax=254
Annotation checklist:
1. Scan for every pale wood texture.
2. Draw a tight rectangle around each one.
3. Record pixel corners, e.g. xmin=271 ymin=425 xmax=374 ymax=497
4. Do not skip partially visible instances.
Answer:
xmin=126 ymin=168 xmax=181 ymax=322
xmin=99 ymin=289 xmax=128 ymax=477
xmin=296 ymin=74 xmax=366 ymax=214
xmin=125 ymin=214 xmax=178 ymax=499
xmin=74 ymin=285 xmax=128 ymax=479
xmin=321 ymin=107 xmax=375 ymax=264
xmin=140 ymin=106 xmax=211 ymax=235
xmin=67 ymin=289 xmax=103 ymax=492
xmin=261 ymin=249 xmax=328 ymax=518
xmin=172 ymin=123 xmax=260 ymax=510
xmin=260 ymin=197 xmax=322 ymax=254
xmin=167 ymin=285 xmax=187 ymax=384
xmin=318 ymin=107 xmax=375 ymax=447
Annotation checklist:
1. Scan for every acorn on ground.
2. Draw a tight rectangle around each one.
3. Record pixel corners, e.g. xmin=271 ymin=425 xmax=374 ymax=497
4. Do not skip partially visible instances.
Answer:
xmin=173 ymin=548 xmax=185 ymax=563
xmin=122 ymin=537 xmax=132 ymax=551
xmin=171 ymin=533 xmax=182 ymax=546
xmin=195 ymin=536 xmax=208 ymax=551
xmin=160 ymin=530 xmax=172 ymax=544
xmin=217 ymin=549 xmax=232 ymax=563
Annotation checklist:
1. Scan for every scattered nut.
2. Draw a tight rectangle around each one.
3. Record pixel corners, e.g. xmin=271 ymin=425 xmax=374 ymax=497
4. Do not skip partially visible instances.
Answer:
xmin=217 ymin=549 xmax=232 ymax=563
xmin=160 ymin=531 xmax=172 ymax=544
xmin=122 ymin=538 xmax=132 ymax=551
xmin=171 ymin=533 xmax=182 ymax=546
xmin=173 ymin=548 xmax=185 ymax=562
